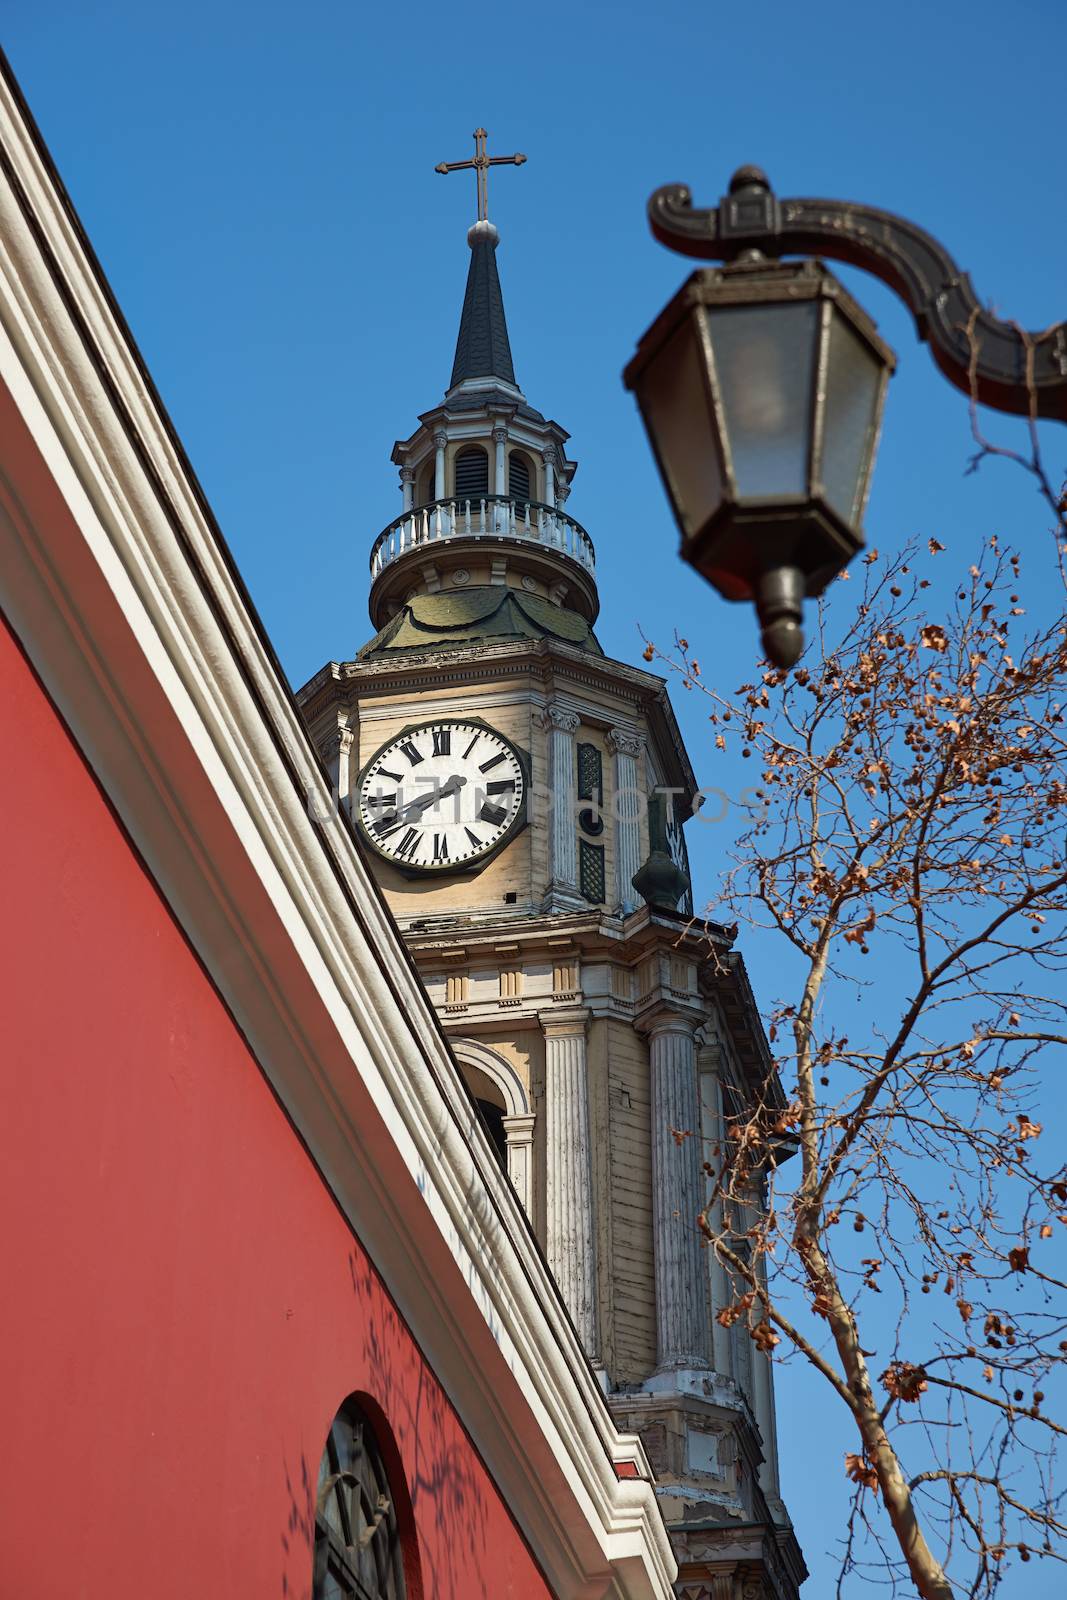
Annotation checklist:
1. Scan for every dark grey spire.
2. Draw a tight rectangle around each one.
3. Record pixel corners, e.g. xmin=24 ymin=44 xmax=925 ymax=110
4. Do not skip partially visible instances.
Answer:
xmin=449 ymin=221 xmax=517 ymax=391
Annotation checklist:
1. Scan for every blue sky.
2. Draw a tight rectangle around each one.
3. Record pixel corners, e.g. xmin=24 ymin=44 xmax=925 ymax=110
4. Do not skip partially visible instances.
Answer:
xmin=7 ymin=0 xmax=1065 ymax=1591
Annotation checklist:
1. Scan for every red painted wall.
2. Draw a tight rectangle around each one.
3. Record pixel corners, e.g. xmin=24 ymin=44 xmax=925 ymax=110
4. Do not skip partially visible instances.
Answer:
xmin=0 ymin=612 xmax=554 ymax=1600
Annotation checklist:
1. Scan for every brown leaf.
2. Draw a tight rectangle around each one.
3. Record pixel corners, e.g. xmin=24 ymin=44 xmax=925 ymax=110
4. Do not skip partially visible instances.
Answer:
xmin=921 ymin=624 xmax=949 ymax=653
xmin=1008 ymin=1246 xmax=1030 ymax=1273
xmin=880 ymin=1361 xmax=928 ymax=1402
xmin=844 ymin=1453 xmax=880 ymax=1493
xmin=751 ymin=1320 xmax=780 ymax=1353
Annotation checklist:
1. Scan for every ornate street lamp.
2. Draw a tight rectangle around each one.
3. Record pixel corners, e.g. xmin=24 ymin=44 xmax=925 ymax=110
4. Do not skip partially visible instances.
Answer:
xmin=624 ymin=165 xmax=1067 ymax=667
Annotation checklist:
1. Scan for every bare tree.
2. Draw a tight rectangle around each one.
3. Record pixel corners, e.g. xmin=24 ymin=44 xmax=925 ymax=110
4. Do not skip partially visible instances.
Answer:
xmin=647 ymin=535 xmax=1067 ymax=1600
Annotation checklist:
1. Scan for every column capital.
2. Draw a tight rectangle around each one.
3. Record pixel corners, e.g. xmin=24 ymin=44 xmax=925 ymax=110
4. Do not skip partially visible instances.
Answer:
xmin=398 ymin=464 xmax=416 ymax=483
xmin=541 ymin=444 xmax=557 ymax=466
xmin=539 ymin=1008 xmax=589 ymax=1041
xmin=492 ymin=422 xmax=509 ymax=445
xmin=539 ymin=703 xmax=580 ymax=734
xmin=636 ymin=1005 xmax=702 ymax=1042
xmin=322 ymin=724 xmax=355 ymax=762
xmin=607 ymin=726 xmax=643 ymax=759
xmin=433 ymin=427 xmax=448 ymax=448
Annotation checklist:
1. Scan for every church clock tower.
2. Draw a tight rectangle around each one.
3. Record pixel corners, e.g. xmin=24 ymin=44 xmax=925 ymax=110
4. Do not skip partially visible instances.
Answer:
xmin=297 ymin=134 xmax=806 ymax=1600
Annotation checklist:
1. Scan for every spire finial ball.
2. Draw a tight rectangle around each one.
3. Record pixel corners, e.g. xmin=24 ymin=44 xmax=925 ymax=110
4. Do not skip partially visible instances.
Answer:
xmin=729 ymin=164 xmax=771 ymax=195
xmin=467 ymin=219 xmax=500 ymax=248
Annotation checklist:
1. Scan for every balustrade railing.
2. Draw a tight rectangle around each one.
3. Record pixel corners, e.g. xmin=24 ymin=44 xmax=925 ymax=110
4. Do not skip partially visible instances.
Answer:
xmin=370 ymin=496 xmax=596 ymax=579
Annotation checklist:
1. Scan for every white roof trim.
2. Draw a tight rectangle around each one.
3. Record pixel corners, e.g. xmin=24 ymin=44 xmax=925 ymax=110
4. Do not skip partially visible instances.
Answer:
xmin=0 ymin=64 xmax=674 ymax=1600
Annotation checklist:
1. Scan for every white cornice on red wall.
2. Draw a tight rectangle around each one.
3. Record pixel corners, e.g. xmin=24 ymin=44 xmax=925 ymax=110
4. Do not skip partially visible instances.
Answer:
xmin=0 ymin=57 xmax=675 ymax=1600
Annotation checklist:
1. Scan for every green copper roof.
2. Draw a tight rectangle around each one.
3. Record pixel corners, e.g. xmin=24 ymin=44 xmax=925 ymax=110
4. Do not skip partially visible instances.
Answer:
xmin=360 ymin=586 xmax=602 ymax=657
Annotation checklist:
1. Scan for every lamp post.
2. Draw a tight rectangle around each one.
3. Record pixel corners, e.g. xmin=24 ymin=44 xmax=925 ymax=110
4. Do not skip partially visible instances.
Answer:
xmin=624 ymin=165 xmax=1067 ymax=667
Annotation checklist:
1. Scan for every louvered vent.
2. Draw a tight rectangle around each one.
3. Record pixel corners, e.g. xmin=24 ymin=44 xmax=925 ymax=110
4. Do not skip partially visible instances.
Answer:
xmin=509 ymin=453 xmax=531 ymax=504
xmin=454 ymin=447 xmax=489 ymax=499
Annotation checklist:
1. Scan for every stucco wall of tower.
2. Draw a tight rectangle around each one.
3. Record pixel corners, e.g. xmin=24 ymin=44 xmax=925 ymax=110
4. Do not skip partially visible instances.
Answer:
xmin=0 ymin=615 xmax=556 ymax=1600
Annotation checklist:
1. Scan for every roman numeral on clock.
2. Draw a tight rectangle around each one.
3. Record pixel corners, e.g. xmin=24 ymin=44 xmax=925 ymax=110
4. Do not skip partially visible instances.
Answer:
xmin=480 ymin=801 xmax=508 ymax=826
xmin=398 ymin=740 xmax=423 ymax=766
xmin=462 ymin=733 xmax=480 ymax=759
xmin=479 ymin=751 xmax=506 ymax=774
xmin=395 ymin=828 xmax=420 ymax=860
xmin=431 ymin=728 xmax=451 ymax=756
xmin=485 ymin=779 xmax=514 ymax=795
xmin=433 ymin=834 xmax=449 ymax=862
xmin=464 ymin=827 xmax=482 ymax=850
xmin=377 ymin=768 xmax=402 ymax=784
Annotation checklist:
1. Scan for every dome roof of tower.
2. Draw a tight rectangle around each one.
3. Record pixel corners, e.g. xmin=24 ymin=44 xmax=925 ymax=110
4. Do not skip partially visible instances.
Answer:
xmin=358 ymin=586 xmax=603 ymax=658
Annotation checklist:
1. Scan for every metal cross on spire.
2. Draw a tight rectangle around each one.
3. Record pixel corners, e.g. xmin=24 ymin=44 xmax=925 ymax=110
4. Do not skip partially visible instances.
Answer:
xmin=435 ymin=128 xmax=527 ymax=223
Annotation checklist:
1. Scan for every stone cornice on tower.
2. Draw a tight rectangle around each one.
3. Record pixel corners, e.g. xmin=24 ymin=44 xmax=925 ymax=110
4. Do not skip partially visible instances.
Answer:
xmin=296 ymin=633 xmax=699 ymax=812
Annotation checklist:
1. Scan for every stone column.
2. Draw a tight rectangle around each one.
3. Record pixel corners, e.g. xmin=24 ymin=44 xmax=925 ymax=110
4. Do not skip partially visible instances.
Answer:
xmin=697 ymin=1031 xmax=734 ymax=1379
xmin=399 ymin=464 xmax=415 ymax=511
xmin=501 ymin=1112 xmax=535 ymax=1219
xmin=643 ymin=1011 xmax=710 ymax=1375
xmin=608 ymin=727 xmax=643 ymax=914
xmin=541 ymin=1013 xmax=598 ymax=1358
xmin=493 ymin=423 xmax=508 ymax=496
xmin=542 ymin=704 xmax=581 ymax=908
xmin=433 ymin=429 xmax=447 ymax=500
xmin=541 ymin=446 xmax=555 ymax=507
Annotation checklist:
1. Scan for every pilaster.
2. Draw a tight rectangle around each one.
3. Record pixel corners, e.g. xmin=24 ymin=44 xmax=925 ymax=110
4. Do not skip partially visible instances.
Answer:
xmin=502 ymin=1111 xmax=535 ymax=1218
xmin=541 ymin=1010 xmax=598 ymax=1360
xmin=697 ymin=1031 xmax=735 ymax=1380
xmin=741 ymin=1178 xmax=785 ymax=1515
xmin=540 ymin=704 xmax=584 ymax=912
xmin=640 ymin=1009 xmax=710 ymax=1377
xmin=608 ymin=727 xmax=643 ymax=914
xmin=322 ymin=721 xmax=355 ymax=814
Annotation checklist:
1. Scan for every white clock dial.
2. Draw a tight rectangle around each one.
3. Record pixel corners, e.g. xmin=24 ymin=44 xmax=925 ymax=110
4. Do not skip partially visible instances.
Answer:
xmin=356 ymin=720 xmax=525 ymax=872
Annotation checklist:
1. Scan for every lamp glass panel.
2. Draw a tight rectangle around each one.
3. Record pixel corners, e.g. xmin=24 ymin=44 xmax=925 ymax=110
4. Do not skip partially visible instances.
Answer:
xmin=705 ymin=302 xmax=818 ymax=498
xmin=821 ymin=312 xmax=885 ymax=525
xmin=637 ymin=316 xmax=723 ymax=539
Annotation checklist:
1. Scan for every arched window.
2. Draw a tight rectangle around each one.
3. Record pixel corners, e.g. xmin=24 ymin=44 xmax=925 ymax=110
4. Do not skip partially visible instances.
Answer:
xmin=454 ymin=446 xmax=489 ymax=500
xmin=475 ymin=1096 xmax=508 ymax=1171
xmin=451 ymin=1041 xmax=535 ymax=1215
xmin=419 ymin=461 xmax=436 ymax=506
xmin=508 ymin=451 xmax=532 ymax=505
xmin=314 ymin=1399 xmax=407 ymax=1600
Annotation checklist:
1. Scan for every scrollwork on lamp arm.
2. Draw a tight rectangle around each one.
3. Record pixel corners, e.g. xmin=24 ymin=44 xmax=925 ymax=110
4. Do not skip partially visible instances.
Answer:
xmin=647 ymin=166 xmax=1067 ymax=424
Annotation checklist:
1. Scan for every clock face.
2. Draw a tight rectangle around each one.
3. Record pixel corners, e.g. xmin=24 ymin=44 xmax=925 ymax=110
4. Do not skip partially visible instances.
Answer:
xmin=355 ymin=719 xmax=526 ymax=873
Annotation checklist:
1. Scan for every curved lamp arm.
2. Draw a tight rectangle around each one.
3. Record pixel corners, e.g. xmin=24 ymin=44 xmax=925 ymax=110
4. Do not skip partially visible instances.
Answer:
xmin=648 ymin=166 xmax=1067 ymax=424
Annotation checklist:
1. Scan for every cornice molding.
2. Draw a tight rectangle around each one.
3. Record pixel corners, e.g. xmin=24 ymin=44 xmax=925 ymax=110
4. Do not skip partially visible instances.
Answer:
xmin=0 ymin=63 xmax=674 ymax=1600
xmin=296 ymin=637 xmax=699 ymax=798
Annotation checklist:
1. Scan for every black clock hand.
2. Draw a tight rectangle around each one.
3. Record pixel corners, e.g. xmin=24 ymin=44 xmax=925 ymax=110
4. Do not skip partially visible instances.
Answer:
xmin=392 ymin=773 xmax=466 ymax=823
